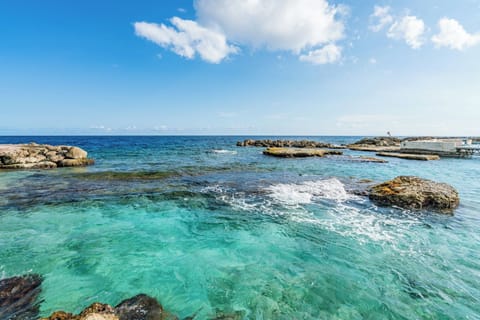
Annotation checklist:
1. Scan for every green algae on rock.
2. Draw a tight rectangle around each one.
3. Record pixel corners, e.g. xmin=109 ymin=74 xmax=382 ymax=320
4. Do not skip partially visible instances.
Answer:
xmin=369 ymin=176 xmax=460 ymax=213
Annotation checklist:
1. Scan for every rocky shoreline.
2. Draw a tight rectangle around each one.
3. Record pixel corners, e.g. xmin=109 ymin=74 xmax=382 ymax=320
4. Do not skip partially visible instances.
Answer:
xmin=263 ymin=147 xmax=343 ymax=158
xmin=0 ymin=143 xmax=94 ymax=169
xmin=237 ymin=139 xmax=344 ymax=149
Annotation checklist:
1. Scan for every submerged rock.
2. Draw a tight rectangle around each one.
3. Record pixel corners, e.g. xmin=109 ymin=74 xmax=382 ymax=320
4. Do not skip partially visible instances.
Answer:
xmin=376 ymin=152 xmax=440 ymax=161
xmin=263 ymin=147 xmax=343 ymax=158
xmin=0 ymin=274 xmax=43 ymax=320
xmin=369 ymin=176 xmax=459 ymax=213
xmin=114 ymin=294 xmax=178 ymax=320
xmin=0 ymin=144 xmax=94 ymax=169
xmin=237 ymin=139 xmax=343 ymax=149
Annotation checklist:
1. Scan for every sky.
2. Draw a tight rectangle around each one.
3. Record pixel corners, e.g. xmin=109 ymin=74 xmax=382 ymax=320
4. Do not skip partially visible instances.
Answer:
xmin=1 ymin=0 xmax=480 ymax=136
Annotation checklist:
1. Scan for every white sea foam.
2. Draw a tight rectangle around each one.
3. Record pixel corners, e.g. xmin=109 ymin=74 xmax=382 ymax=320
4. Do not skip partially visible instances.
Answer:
xmin=202 ymin=181 xmax=422 ymax=248
xmin=266 ymin=178 xmax=352 ymax=205
xmin=209 ymin=149 xmax=237 ymax=155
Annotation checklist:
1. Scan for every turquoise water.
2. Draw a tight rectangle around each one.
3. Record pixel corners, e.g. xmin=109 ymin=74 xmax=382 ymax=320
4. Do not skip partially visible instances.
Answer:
xmin=0 ymin=136 xmax=479 ymax=319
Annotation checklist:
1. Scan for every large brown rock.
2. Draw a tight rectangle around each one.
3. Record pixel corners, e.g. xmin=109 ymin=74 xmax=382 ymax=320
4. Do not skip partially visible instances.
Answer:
xmin=369 ymin=176 xmax=459 ymax=213
xmin=0 ymin=274 xmax=43 ymax=320
xmin=0 ymin=144 xmax=93 ymax=170
xmin=66 ymin=147 xmax=88 ymax=159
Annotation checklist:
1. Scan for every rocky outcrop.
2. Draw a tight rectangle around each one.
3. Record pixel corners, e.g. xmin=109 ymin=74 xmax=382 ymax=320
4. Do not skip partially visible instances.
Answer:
xmin=369 ymin=176 xmax=459 ymax=213
xmin=41 ymin=294 xmax=178 ymax=320
xmin=114 ymin=294 xmax=177 ymax=320
xmin=0 ymin=143 xmax=94 ymax=169
xmin=237 ymin=139 xmax=344 ymax=149
xmin=376 ymin=152 xmax=440 ymax=161
xmin=347 ymin=137 xmax=401 ymax=152
xmin=0 ymin=274 xmax=43 ymax=320
xmin=263 ymin=147 xmax=343 ymax=158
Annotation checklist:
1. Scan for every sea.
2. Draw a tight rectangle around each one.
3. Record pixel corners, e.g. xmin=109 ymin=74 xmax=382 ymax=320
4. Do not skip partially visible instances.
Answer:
xmin=0 ymin=136 xmax=479 ymax=319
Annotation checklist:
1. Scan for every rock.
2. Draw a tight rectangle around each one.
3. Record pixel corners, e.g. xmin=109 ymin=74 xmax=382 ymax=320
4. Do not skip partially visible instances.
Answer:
xmin=0 ymin=144 xmax=94 ymax=170
xmin=369 ymin=176 xmax=459 ymax=213
xmin=263 ymin=147 xmax=343 ymax=158
xmin=355 ymin=156 xmax=388 ymax=163
xmin=347 ymin=137 xmax=401 ymax=152
xmin=236 ymin=139 xmax=344 ymax=149
xmin=350 ymin=137 xmax=401 ymax=147
xmin=0 ymin=274 xmax=43 ymax=320
xmin=114 ymin=294 xmax=177 ymax=320
xmin=42 ymin=294 xmax=178 ymax=320
xmin=42 ymin=303 xmax=118 ymax=320
xmin=376 ymin=152 xmax=440 ymax=161
xmin=66 ymin=147 xmax=88 ymax=159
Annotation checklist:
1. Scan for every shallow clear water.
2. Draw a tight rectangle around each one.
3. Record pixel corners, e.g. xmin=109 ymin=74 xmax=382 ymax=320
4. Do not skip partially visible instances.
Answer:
xmin=0 ymin=136 xmax=479 ymax=319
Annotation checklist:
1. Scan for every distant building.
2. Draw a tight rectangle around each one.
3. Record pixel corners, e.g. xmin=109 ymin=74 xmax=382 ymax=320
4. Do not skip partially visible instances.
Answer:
xmin=400 ymin=139 xmax=472 ymax=154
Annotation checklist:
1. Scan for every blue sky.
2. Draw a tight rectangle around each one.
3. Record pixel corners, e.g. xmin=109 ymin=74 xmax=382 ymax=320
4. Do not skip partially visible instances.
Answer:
xmin=1 ymin=0 xmax=479 ymax=136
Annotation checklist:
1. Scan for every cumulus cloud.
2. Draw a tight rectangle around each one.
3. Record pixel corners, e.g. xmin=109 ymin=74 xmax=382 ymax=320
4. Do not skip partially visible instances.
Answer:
xmin=195 ymin=0 xmax=345 ymax=53
xmin=369 ymin=6 xmax=393 ymax=32
xmin=370 ymin=6 xmax=425 ymax=49
xmin=299 ymin=44 xmax=342 ymax=64
xmin=134 ymin=18 xmax=238 ymax=63
xmin=387 ymin=15 xmax=425 ymax=49
xmin=432 ymin=18 xmax=480 ymax=50
xmin=135 ymin=0 xmax=346 ymax=64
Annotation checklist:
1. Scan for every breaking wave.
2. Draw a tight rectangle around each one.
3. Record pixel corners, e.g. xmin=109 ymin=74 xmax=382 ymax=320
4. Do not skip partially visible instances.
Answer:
xmin=208 ymin=149 xmax=237 ymax=155
xmin=265 ymin=178 xmax=353 ymax=205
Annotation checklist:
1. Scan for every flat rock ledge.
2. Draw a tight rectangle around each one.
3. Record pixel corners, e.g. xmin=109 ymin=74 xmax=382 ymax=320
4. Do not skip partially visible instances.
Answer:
xmin=0 ymin=143 xmax=94 ymax=169
xmin=376 ymin=152 xmax=440 ymax=161
xmin=369 ymin=176 xmax=459 ymax=213
xmin=263 ymin=147 xmax=343 ymax=158
xmin=237 ymin=139 xmax=344 ymax=149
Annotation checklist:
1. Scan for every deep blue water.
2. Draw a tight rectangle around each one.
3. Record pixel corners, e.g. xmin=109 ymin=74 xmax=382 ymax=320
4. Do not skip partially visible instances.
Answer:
xmin=0 ymin=136 xmax=479 ymax=319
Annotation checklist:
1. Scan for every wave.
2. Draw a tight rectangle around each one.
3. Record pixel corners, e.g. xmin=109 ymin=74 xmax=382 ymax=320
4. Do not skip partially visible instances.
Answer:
xmin=207 ymin=149 xmax=237 ymax=155
xmin=265 ymin=178 xmax=353 ymax=205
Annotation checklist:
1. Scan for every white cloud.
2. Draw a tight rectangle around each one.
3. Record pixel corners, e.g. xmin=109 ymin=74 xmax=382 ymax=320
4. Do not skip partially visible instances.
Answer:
xmin=369 ymin=6 xmax=393 ymax=32
xmin=134 ymin=18 xmax=238 ymax=63
xmin=387 ymin=15 xmax=425 ymax=49
xmin=432 ymin=18 xmax=480 ymax=50
xmin=369 ymin=58 xmax=377 ymax=64
xmin=195 ymin=0 xmax=345 ymax=53
xmin=299 ymin=44 xmax=342 ymax=64
xmin=135 ymin=0 xmax=346 ymax=64
xmin=369 ymin=6 xmax=425 ymax=49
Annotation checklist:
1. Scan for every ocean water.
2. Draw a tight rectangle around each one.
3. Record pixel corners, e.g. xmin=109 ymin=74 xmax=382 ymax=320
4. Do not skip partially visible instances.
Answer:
xmin=0 ymin=136 xmax=479 ymax=319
